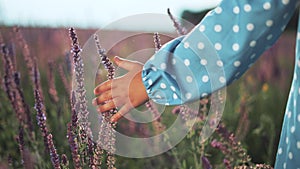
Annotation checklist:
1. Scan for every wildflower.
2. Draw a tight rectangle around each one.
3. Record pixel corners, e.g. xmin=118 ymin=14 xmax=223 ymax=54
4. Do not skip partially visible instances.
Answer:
xmin=213 ymin=124 xmax=252 ymax=166
xmin=223 ymin=158 xmax=231 ymax=169
xmin=13 ymin=27 xmax=36 ymax=86
xmin=1 ymin=42 xmax=33 ymax=136
xmin=47 ymin=60 xmax=59 ymax=103
xmin=58 ymin=63 xmax=71 ymax=96
xmin=94 ymin=143 xmax=104 ymax=168
xmin=16 ymin=127 xmax=25 ymax=166
xmin=201 ymin=156 xmax=212 ymax=169
xmin=254 ymin=164 xmax=274 ymax=169
xmin=94 ymin=33 xmax=117 ymax=169
xmin=65 ymin=51 xmax=73 ymax=75
xmin=33 ymin=64 xmax=61 ymax=169
xmin=69 ymin=28 xmax=92 ymax=165
xmin=1 ymin=44 xmax=19 ymax=117
xmin=47 ymin=134 xmax=61 ymax=169
xmin=211 ymin=139 xmax=229 ymax=155
xmin=172 ymin=106 xmax=181 ymax=115
xmin=67 ymin=123 xmax=81 ymax=169
xmin=69 ymin=27 xmax=91 ymax=131
xmin=61 ymin=154 xmax=69 ymax=169
xmin=153 ymin=32 xmax=162 ymax=51
xmin=88 ymin=136 xmax=96 ymax=169
xmin=94 ymin=34 xmax=115 ymax=80
xmin=34 ymin=89 xmax=50 ymax=152
xmin=167 ymin=8 xmax=186 ymax=35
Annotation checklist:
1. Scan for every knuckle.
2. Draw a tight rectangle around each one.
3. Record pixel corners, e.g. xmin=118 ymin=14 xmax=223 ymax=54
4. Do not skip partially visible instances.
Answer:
xmin=113 ymin=98 xmax=122 ymax=107
xmin=99 ymin=101 xmax=115 ymax=112
xmin=94 ymin=87 xmax=100 ymax=95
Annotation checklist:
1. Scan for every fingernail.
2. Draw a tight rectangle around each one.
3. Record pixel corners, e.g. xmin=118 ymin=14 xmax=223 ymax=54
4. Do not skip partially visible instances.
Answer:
xmin=92 ymin=99 xmax=97 ymax=106
xmin=110 ymin=117 xmax=116 ymax=123
xmin=114 ymin=56 xmax=121 ymax=63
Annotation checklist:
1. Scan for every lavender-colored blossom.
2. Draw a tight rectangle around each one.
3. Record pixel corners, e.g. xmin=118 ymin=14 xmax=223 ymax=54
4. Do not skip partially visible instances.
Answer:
xmin=167 ymin=8 xmax=186 ymax=35
xmin=213 ymin=123 xmax=251 ymax=166
xmin=211 ymin=139 xmax=229 ymax=155
xmin=201 ymin=156 xmax=212 ymax=169
xmin=13 ymin=72 xmax=34 ymax=135
xmin=34 ymin=89 xmax=50 ymax=152
xmin=69 ymin=27 xmax=91 ymax=132
xmin=47 ymin=60 xmax=59 ymax=103
xmin=223 ymin=158 xmax=231 ymax=169
xmin=16 ymin=127 xmax=25 ymax=166
xmin=172 ymin=106 xmax=181 ymax=115
xmin=147 ymin=32 xmax=167 ymax=135
xmin=94 ymin=33 xmax=117 ymax=169
xmin=255 ymin=164 xmax=274 ymax=169
xmin=1 ymin=44 xmax=15 ymax=101
xmin=88 ymin=136 xmax=96 ymax=169
xmin=67 ymin=123 xmax=81 ymax=169
xmin=94 ymin=144 xmax=103 ymax=168
xmin=153 ymin=32 xmax=162 ymax=52
xmin=65 ymin=51 xmax=73 ymax=75
xmin=47 ymin=134 xmax=61 ymax=169
xmin=58 ymin=63 xmax=71 ymax=96
xmin=17 ymin=26 xmax=45 ymax=100
xmin=70 ymin=91 xmax=79 ymax=130
xmin=216 ymin=124 xmax=231 ymax=140
xmin=33 ymin=64 xmax=61 ymax=169
xmin=14 ymin=27 xmax=41 ymax=93
xmin=172 ymin=105 xmax=200 ymax=123
xmin=94 ymin=34 xmax=115 ymax=80
xmin=1 ymin=42 xmax=33 ymax=136
xmin=61 ymin=154 xmax=69 ymax=169
xmin=69 ymin=28 xmax=93 ymax=165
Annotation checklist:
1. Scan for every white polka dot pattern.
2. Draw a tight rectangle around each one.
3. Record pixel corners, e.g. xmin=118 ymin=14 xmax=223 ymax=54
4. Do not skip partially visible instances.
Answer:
xmin=141 ymin=1 xmax=299 ymax=167
xmin=233 ymin=6 xmax=240 ymax=14
xmin=198 ymin=42 xmax=205 ymax=50
xmin=263 ymin=2 xmax=271 ymax=10
xmin=200 ymin=59 xmax=207 ymax=66
xmin=202 ymin=75 xmax=209 ymax=83
xmin=247 ymin=23 xmax=255 ymax=31
xmin=244 ymin=4 xmax=252 ymax=12
xmin=233 ymin=25 xmax=239 ymax=32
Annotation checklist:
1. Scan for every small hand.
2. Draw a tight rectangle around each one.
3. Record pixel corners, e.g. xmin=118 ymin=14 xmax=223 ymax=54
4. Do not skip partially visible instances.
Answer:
xmin=93 ymin=56 xmax=149 ymax=122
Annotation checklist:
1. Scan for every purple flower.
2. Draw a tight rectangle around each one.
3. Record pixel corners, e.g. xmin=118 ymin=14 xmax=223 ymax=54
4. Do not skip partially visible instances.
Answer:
xmin=201 ymin=156 xmax=212 ymax=169
xmin=47 ymin=134 xmax=61 ymax=169
xmin=167 ymin=8 xmax=186 ymax=35
xmin=94 ymin=33 xmax=117 ymax=169
xmin=153 ymin=32 xmax=162 ymax=52
xmin=223 ymin=158 xmax=231 ymax=169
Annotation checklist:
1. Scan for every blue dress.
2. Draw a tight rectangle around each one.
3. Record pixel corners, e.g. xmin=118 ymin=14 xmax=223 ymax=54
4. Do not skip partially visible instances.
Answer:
xmin=141 ymin=0 xmax=300 ymax=168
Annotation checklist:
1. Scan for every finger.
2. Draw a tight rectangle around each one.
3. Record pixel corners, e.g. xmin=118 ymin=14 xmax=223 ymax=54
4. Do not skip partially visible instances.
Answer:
xmin=97 ymin=100 xmax=116 ymax=113
xmin=92 ymin=91 xmax=114 ymax=105
xmin=94 ymin=80 xmax=112 ymax=95
xmin=114 ymin=56 xmax=139 ymax=71
xmin=111 ymin=97 xmax=126 ymax=107
xmin=110 ymin=103 xmax=131 ymax=122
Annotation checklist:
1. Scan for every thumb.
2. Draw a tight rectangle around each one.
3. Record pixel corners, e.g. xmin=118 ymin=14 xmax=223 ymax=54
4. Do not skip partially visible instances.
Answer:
xmin=114 ymin=56 xmax=137 ymax=71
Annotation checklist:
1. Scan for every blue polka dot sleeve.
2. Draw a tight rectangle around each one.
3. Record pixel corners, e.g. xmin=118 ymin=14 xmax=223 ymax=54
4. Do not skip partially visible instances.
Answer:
xmin=141 ymin=0 xmax=298 ymax=105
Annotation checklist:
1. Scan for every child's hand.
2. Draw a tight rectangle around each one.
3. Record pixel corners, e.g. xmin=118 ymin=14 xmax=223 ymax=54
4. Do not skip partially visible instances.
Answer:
xmin=93 ymin=56 xmax=149 ymax=122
